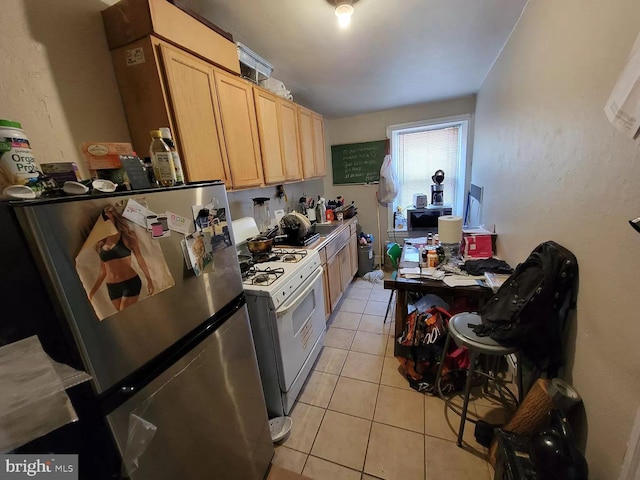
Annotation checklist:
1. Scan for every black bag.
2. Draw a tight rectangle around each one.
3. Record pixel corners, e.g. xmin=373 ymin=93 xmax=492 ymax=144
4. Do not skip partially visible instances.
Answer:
xmin=471 ymin=241 xmax=578 ymax=373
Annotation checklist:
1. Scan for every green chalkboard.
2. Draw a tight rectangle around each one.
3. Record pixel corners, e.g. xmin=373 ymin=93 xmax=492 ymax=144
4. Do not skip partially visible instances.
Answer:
xmin=331 ymin=140 xmax=387 ymax=185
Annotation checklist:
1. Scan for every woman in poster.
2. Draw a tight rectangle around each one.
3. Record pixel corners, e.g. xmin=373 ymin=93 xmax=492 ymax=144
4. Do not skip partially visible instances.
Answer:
xmin=89 ymin=206 xmax=154 ymax=311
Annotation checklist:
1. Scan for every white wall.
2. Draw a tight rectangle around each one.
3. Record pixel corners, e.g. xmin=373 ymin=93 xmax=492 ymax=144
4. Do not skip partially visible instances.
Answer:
xmin=0 ymin=0 xmax=129 ymax=180
xmin=324 ymin=96 xmax=476 ymax=263
xmin=227 ymin=179 xmax=324 ymax=228
xmin=472 ymin=0 xmax=640 ymax=477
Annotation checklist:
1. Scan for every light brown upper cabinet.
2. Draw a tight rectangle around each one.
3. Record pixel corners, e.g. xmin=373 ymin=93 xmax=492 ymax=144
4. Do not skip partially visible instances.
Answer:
xmin=298 ymin=106 xmax=326 ymax=179
xmin=214 ymin=69 xmax=264 ymax=189
xmin=159 ymin=43 xmax=231 ymax=184
xmin=312 ymin=112 xmax=327 ymax=176
xmin=298 ymin=106 xmax=315 ymax=179
xmin=279 ymin=99 xmax=303 ymax=181
xmin=111 ymin=36 xmax=231 ymax=184
xmin=253 ymin=89 xmax=287 ymax=184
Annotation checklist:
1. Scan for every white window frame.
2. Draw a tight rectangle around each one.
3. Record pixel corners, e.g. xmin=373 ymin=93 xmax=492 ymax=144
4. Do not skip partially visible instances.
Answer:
xmin=386 ymin=114 xmax=473 ymax=232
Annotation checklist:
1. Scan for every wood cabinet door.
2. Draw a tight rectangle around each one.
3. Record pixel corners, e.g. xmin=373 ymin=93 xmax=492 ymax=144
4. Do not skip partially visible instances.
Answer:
xmin=254 ymin=88 xmax=286 ymax=184
xmin=339 ymin=246 xmax=352 ymax=293
xmin=214 ymin=69 xmax=264 ymax=188
xmin=279 ymin=100 xmax=303 ymax=181
xmin=312 ymin=112 xmax=327 ymax=176
xmin=350 ymin=233 xmax=358 ymax=278
xmin=159 ymin=44 xmax=230 ymax=183
xmin=327 ymin=253 xmax=342 ymax=311
xmin=298 ymin=106 xmax=315 ymax=179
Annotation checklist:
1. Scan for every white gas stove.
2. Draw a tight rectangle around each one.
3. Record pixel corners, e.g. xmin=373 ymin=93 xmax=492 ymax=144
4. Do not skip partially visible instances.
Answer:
xmin=241 ymin=248 xmax=322 ymax=309
xmin=232 ymin=217 xmax=326 ymax=418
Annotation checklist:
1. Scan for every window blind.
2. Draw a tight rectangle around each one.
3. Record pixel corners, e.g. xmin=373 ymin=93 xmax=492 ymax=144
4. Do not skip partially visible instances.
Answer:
xmin=396 ymin=126 xmax=460 ymax=211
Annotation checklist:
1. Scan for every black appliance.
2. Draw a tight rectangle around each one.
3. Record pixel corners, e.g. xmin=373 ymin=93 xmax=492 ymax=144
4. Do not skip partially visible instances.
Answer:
xmin=406 ymin=206 xmax=453 ymax=233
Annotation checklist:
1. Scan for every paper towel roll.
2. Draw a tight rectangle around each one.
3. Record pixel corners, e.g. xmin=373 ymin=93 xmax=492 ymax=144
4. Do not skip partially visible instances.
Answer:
xmin=438 ymin=215 xmax=463 ymax=244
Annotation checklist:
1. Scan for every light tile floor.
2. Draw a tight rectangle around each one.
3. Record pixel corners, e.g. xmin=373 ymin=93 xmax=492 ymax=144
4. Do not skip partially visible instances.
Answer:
xmin=273 ymin=278 xmax=498 ymax=480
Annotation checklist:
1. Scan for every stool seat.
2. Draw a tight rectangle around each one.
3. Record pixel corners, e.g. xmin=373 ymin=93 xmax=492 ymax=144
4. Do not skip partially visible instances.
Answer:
xmin=436 ymin=312 xmax=522 ymax=447
xmin=448 ymin=313 xmax=519 ymax=355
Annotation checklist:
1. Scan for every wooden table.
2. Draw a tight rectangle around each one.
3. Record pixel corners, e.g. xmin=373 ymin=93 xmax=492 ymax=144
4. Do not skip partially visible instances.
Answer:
xmin=384 ymin=276 xmax=494 ymax=355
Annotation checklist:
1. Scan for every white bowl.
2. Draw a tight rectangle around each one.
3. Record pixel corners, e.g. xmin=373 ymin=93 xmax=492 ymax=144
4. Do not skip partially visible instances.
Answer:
xmin=3 ymin=185 xmax=36 ymax=199
xmin=269 ymin=416 xmax=293 ymax=443
xmin=63 ymin=181 xmax=89 ymax=195
xmin=92 ymin=179 xmax=117 ymax=193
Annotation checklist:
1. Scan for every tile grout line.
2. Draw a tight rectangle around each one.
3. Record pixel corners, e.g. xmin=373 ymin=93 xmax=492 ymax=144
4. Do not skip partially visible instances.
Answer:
xmin=305 ymin=454 xmax=364 ymax=478
xmin=301 ymin=404 xmax=329 ymax=474
xmin=360 ymin=362 xmax=382 ymax=477
xmin=291 ymin=401 xmax=464 ymax=453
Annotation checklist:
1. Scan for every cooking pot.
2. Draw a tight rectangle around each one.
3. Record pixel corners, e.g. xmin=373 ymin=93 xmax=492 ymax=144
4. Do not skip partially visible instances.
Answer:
xmin=281 ymin=212 xmax=312 ymax=241
xmin=247 ymin=235 xmax=273 ymax=254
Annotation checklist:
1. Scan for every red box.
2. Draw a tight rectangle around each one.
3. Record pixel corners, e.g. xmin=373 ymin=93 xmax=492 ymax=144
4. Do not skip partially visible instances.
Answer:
xmin=462 ymin=235 xmax=494 ymax=258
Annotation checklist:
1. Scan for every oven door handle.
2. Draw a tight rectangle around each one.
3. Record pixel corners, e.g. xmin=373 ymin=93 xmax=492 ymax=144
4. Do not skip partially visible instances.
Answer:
xmin=276 ymin=267 xmax=324 ymax=317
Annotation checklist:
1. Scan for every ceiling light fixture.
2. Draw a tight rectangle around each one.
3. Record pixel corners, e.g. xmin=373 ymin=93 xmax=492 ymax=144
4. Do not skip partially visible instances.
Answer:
xmin=329 ymin=0 xmax=359 ymax=28
xmin=335 ymin=1 xmax=354 ymax=27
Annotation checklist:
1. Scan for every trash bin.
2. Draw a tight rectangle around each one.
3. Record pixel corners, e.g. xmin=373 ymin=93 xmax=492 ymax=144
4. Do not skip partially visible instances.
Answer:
xmin=357 ymin=244 xmax=374 ymax=277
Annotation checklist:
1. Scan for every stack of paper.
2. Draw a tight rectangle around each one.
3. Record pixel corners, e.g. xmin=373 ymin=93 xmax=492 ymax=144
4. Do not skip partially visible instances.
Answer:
xmin=399 ymin=267 xmax=445 ymax=280
xmin=442 ymin=275 xmax=485 ymax=287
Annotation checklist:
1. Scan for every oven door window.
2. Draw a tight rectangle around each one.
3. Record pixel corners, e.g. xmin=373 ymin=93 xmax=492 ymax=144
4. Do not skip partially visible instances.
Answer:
xmin=290 ymin=293 xmax=315 ymax=335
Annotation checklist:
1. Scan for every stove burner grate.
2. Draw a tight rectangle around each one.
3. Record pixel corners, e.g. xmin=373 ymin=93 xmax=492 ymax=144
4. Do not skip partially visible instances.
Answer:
xmin=269 ymin=248 xmax=308 ymax=263
xmin=243 ymin=266 xmax=285 ymax=286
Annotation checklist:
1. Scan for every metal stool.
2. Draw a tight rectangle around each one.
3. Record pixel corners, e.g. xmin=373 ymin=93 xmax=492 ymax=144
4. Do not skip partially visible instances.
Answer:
xmin=435 ymin=312 xmax=523 ymax=447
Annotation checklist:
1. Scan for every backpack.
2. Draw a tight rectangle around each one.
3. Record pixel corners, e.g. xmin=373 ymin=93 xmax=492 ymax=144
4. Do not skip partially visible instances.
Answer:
xmin=471 ymin=241 xmax=579 ymax=374
xmin=396 ymin=306 xmax=467 ymax=393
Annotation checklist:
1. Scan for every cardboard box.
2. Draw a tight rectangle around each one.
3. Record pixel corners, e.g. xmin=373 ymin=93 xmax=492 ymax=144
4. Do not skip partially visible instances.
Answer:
xmin=81 ymin=142 xmax=134 ymax=170
xmin=102 ymin=0 xmax=240 ymax=74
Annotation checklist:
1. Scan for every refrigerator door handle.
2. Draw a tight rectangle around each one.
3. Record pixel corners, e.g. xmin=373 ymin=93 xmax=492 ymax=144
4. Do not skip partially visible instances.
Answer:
xmin=276 ymin=267 xmax=323 ymax=317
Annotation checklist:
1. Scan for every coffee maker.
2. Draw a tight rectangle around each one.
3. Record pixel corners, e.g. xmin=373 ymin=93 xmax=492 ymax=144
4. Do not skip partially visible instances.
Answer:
xmin=430 ymin=169 xmax=445 ymax=206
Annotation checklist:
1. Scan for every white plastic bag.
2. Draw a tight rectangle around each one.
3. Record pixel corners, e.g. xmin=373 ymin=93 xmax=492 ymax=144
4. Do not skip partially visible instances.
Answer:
xmin=378 ymin=154 xmax=397 ymax=203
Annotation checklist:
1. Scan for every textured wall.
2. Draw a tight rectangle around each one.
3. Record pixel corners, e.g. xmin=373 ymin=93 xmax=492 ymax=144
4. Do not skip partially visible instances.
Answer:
xmin=0 ymin=0 xmax=129 ymax=180
xmin=472 ymin=0 xmax=640 ymax=476
xmin=324 ymin=96 xmax=476 ymax=262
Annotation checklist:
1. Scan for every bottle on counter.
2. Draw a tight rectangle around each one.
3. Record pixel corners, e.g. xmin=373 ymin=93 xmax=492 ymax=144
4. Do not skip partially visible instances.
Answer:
xmin=419 ymin=246 xmax=428 ymax=268
xmin=159 ymin=127 xmax=184 ymax=185
xmin=149 ymin=130 xmax=176 ymax=187
xmin=427 ymin=249 xmax=439 ymax=268
xmin=0 ymin=119 xmax=41 ymax=193
xmin=143 ymin=157 xmax=158 ymax=186
xmin=317 ymin=196 xmax=327 ymax=224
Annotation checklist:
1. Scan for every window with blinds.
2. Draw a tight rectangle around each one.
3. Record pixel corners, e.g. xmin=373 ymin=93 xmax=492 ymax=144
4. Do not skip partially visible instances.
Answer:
xmin=388 ymin=116 xmax=470 ymax=229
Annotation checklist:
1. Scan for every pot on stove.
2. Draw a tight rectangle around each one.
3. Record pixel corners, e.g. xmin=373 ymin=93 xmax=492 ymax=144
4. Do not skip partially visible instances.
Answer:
xmin=281 ymin=212 xmax=312 ymax=242
xmin=247 ymin=235 xmax=274 ymax=254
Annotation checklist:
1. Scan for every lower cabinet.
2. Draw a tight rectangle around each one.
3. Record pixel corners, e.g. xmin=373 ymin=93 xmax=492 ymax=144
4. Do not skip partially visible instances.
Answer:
xmin=327 ymin=252 xmax=342 ymax=312
xmin=339 ymin=246 xmax=352 ymax=293
xmin=349 ymin=232 xmax=358 ymax=277
xmin=320 ymin=220 xmax=360 ymax=322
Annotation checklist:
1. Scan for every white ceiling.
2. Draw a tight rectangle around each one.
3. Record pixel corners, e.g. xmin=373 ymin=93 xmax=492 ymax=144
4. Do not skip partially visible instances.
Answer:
xmin=181 ymin=0 xmax=528 ymax=118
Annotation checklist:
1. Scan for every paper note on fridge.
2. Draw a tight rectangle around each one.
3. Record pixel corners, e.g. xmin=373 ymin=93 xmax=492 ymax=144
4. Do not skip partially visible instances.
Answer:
xmin=123 ymin=199 xmax=156 ymax=228
xmin=605 ymin=32 xmax=640 ymax=139
xmin=166 ymin=211 xmax=191 ymax=235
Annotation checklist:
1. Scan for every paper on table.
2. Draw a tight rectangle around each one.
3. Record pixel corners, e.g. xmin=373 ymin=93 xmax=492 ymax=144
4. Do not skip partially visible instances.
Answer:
xmin=605 ymin=32 xmax=640 ymax=139
xmin=443 ymin=275 xmax=484 ymax=287
xmin=399 ymin=267 xmax=445 ymax=280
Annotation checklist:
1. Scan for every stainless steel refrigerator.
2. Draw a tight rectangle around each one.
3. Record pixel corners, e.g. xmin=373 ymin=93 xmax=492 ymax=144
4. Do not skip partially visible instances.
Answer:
xmin=3 ymin=182 xmax=273 ymax=479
